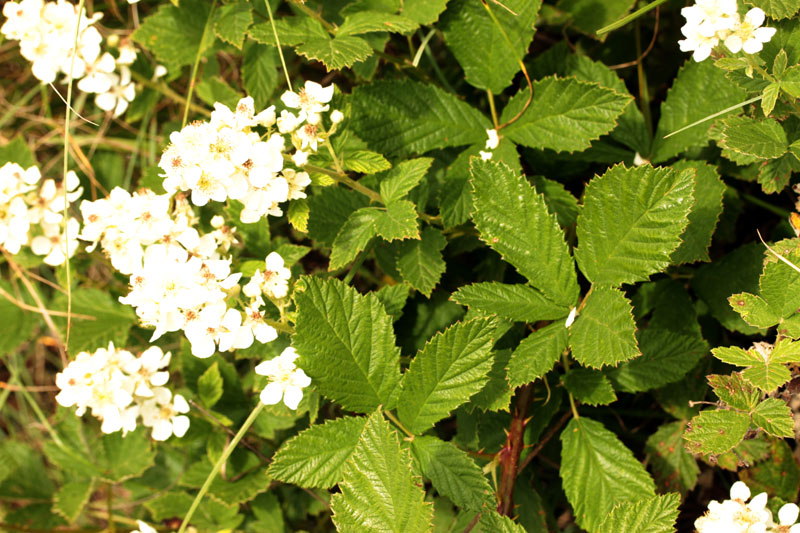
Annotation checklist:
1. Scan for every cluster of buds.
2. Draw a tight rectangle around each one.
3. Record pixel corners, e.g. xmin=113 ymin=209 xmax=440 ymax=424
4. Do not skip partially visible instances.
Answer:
xmin=55 ymin=343 xmax=190 ymax=440
xmin=679 ymin=0 xmax=776 ymax=62
xmin=0 ymin=162 xmax=81 ymax=265
xmin=1 ymin=0 xmax=140 ymax=116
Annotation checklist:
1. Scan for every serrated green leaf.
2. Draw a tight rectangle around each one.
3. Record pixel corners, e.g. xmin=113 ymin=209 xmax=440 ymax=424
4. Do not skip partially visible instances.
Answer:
xmin=470 ymin=348 xmax=513 ymax=412
xmin=213 ymin=0 xmax=252 ymax=48
xmin=596 ymin=493 xmax=680 ymax=533
xmin=670 ymin=161 xmax=726 ymax=264
xmin=762 ymin=82 xmax=781 ymax=116
xmin=375 ymin=200 xmax=419 ymax=241
xmin=752 ymin=398 xmax=794 ymax=437
xmin=195 ymin=77 xmax=242 ymax=109
xmin=474 ymin=512 xmax=527 ymax=532
xmin=268 ymin=415 xmax=368 ymax=488
xmin=198 ymin=361 xmax=224 ymax=409
xmin=0 ymin=136 xmax=36 ymax=167
xmin=782 ymin=64 xmax=800 ymax=97
xmin=209 ymin=469 xmax=269 ymax=505
xmin=308 ymin=187 xmax=369 ymax=247
xmin=758 ymin=152 xmax=800 ymax=193
xmin=441 ymin=0 xmax=541 ymax=93
xmin=721 ymin=116 xmax=788 ymax=159
xmin=560 ymin=417 xmax=656 ymax=532
xmin=52 ymin=289 xmax=137 ymax=354
xmin=53 ymin=480 xmax=94 ymax=523
xmin=569 ymin=287 xmax=640 ymax=369
xmin=295 ymin=35 xmax=374 ymax=71
xmin=398 ymin=318 xmax=497 ymax=434
xmin=397 ymin=227 xmax=447 ymax=297
xmin=574 ymin=164 xmax=695 ymax=286
xmin=532 ymin=176 xmax=580 ymax=228
xmin=412 ymin=436 xmax=492 ymax=510
xmin=561 ymin=368 xmax=616 ymax=406
xmin=740 ymin=438 xmax=800 ymax=502
xmin=329 ymin=207 xmax=380 ymax=270
xmin=609 ymin=329 xmax=708 ymax=393
xmin=331 ymin=411 xmax=433 ymax=532
xmin=338 ymin=11 xmax=418 ymax=36
xmin=294 ymin=277 xmax=402 ymax=412
xmin=343 ymin=150 xmax=392 ymax=174
xmin=133 ymin=0 xmax=213 ymax=70
xmin=242 ymin=42 xmax=278 ymax=110
xmin=684 ymin=409 xmax=751 ymax=455
xmin=708 ymin=373 xmax=762 ymax=411
xmin=744 ymin=0 xmax=800 ymax=19
xmin=451 ymin=282 xmax=569 ymax=323
xmin=401 ymin=0 xmax=449 ymax=24
xmin=97 ymin=428 xmax=156 ymax=483
xmin=350 ymin=79 xmax=491 ymax=157
xmin=145 ymin=491 xmax=242 ymax=529
xmin=652 ymin=60 xmax=747 ymax=163
xmin=470 ymin=159 xmax=578 ymax=306
xmin=248 ymin=16 xmax=328 ymax=46
xmin=508 ymin=321 xmax=569 ymax=387
xmin=730 ymin=292 xmax=782 ymax=327
xmin=379 ymin=158 xmax=432 ymax=203
xmin=645 ymin=421 xmax=700 ymax=495
xmin=500 ymin=77 xmax=632 ymax=153
xmin=712 ymin=339 xmax=797 ymax=392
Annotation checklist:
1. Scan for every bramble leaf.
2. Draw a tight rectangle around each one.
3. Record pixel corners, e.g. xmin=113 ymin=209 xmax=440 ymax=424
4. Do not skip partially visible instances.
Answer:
xmin=569 ymin=287 xmax=640 ymax=369
xmin=645 ymin=421 xmax=700 ymax=495
xmin=507 ymin=321 xmax=569 ymax=387
xmin=596 ymin=493 xmax=681 ymax=533
xmin=451 ymin=282 xmax=569 ymax=323
xmin=751 ymin=398 xmax=794 ymax=437
xmin=683 ymin=409 xmax=751 ymax=455
xmin=561 ymin=368 xmax=617 ymax=406
xmin=396 ymin=227 xmax=447 ymax=297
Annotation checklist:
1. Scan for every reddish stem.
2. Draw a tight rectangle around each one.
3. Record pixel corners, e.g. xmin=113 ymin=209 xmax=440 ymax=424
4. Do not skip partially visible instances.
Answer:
xmin=496 ymin=383 xmax=533 ymax=516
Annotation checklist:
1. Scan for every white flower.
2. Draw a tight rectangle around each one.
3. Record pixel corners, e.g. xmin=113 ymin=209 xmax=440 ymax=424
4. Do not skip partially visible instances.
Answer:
xmin=140 ymin=387 xmax=190 ymax=441
xmin=277 ymin=110 xmax=300 ymax=134
xmin=296 ymin=123 xmax=322 ymax=152
xmin=152 ymin=64 xmax=168 ymax=80
xmin=284 ymin=169 xmax=311 ymax=200
xmin=130 ymin=521 xmax=157 ymax=533
xmin=255 ymin=347 xmax=311 ymax=410
xmin=485 ymin=129 xmax=499 ymax=150
xmin=695 ymin=481 xmax=774 ymax=533
xmin=779 ymin=503 xmax=800 ymax=528
xmin=95 ymin=66 xmax=136 ymax=117
xmin=724 ymin=8 xmax=777 ymax=54
xmin=291 ymin=149 xmax=309 ymax=167
xmin=280 ymin=80 xmax=334 ymax=118
xmin=330 ymin=109 xmax=344 ymax=124
xmin=30 ymin=217 xmax=80 ymax=266
xmin=479 ymin=150 xmax=493 ymax=161
xmin=243 ymin=251 xmax=291 ymax=300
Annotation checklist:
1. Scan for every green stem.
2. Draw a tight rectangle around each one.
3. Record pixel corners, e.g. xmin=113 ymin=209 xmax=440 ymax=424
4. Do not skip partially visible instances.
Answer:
xmin=412 ymin=28 xmax=436 ymax=68
xmin=741 ymin=191 xmax=792 ymax=218
xmin=597 ymin=0 xmax=668 ymax=35
xmin=291 ymin=0 xmax=335 ymax=33
xmin=177 ymin=402 xmax=265 ymax=533
xmin=561 ymin=352 xmax=579 ymax=419
xmin=487 ymin=90 xmax=499 ymax=130
xmin=343 ymin=243 xmax=371 ymax=285
xmin=325 ymin=141 xmax=345 ymax=175
xmin=182 ymin=0 xmax=218 ymax=128
xmin=384 ymin=409 xmax=415 ymax=439
xmin=266 ymin=0 xmax=293 ymax=90
xmin=303 ymin=163 xmax=383 ymax=203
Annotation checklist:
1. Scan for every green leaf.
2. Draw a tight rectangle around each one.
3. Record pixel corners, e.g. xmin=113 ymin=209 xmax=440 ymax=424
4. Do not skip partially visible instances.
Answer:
xmin=652 ymin=60 xmax=747 ymax=163
xmin=609 ymin=329 xmax=708 ymax=393
xmin=133 ymin=0 xmax=213 ymax=70
xmin=708 ymin=373 xmax=762 ymax=411
xmin=558 ymin=0 xmax=636 ymax=36
xmin=440 ymin=0 xmax=542 ymax=93
xmin=451 ymin=282 xmax=569 ymax=323
xmin=209 ymin=469 xmax=269 ymax=505
xmin=758 ymin=152 xmax=800 ymax=194
xmin=712 ymin=338 xmax=798 ymax=392
xmin=474 ymin=512 xmax=527 ymax=532
xmin=645 ymin=421 xmax=700 ymax=495
xmin=294 ymin=277 xmax=402 ymax=412
xmin=375 ymin=201 xmax=419 ymax=241
xmin=401 ymin=0 xmax=449 ymax=24
xmin=508 ymin=322 xmax=569 ymax=387
xmin=740 ymin=439 xmax=800 ymax=502
xmin=338 ymin=11 xmax=418 ymax=36
xmin=470 ymin=348 xmax=514 ymax=412
xmin=470 ymin=159 xmax=578 ymax=306
xmin=329 ymin=207 xmax=380 ymax=269
xmin=396 ymin=227 xmax=447 ymax=297
xmin=331 ymin=411 xmax=433 ymax=532
xmin=751 ymin=398 xmax=794 ymax=437
xmin=411 ymin=436 xmax=493 ymax=510
xmin=248 ymin=16 xmax=328 ymax=46
xmin=560 ymin=417 xmax=656 ymax=532
xmin=0 ymin=280 xmax=37 ymax=355
xmin=53 ymin=480 xmax=94 ymax=523
xmin=195 ymin=76 xmax=242 ymax=109
xmin=398 ymin=318 xmax=497 ymax=434
xmin=295 ymin=35 xmax=374 ymax=71
xmin=532 ymin=176 xmax=580 ymax=228
xmin=52 ymin=289 xmax=137 ymax=354
xmin=268 ymin=415 xmax=368 ymax=488
xmin=762 ymin=82 xmax=781 ymax=116
xmin=721 ymin=116 xmax=788 ymax=159
xmin=596 ymin=493 xmax=681 ymax=533
xmin=350 ymin=79 xmax=491 ymax=157
xmin=96 ymin=428 xmax=156 ymax=483
xmin=501 ymin=77 xmax=632 ymax=153
xmin=744 ymin=0 xmax=800 ymax=19
xmin=782 ymin=64 xmax=800 ymax=97
xmin=574 ymin=164 xmax=695 ymax=287
xmin=729 ymin=293 xmax=782 ymax=328
xmin=561 ymin=368 xmax=617 ymax=406
xmin=242 ymin=42 xmax=278 ymax=110
xmin=343 ymin=150 xmax=392 ymax=174
xmin=379 ymin=158 xmax=432 ymax=203
xmin=0 ymin=136 xmax=36 ymax=167
xmin=145 ymin=491 xmax=242 ymax=530
xmin=213 ymin=0 xmax=252 ymax=49
xmin=569 ymin=287 xmax=640 ymax=369
xmin=683 ymin=409 xmax=751 ymax=455
xmin=198 ymin=361 xmax=224 ymax=409
xmin=670 ymin=161 xmax=726 ymax=264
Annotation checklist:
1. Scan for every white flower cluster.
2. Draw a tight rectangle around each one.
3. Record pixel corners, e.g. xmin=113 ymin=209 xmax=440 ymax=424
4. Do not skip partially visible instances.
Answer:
xmin=695 ymin=481 xmax=800 ymax=533
xmin=55 ymin=343 xmax=190 ymax=441
xmin=158 ymin=83 xmax=342 ymax=222
xmin=680 ymin=0 xmax=777 ymax=62
xmin=0 ymin=162 xmax=81 ymax=265
xmin=256 ymin=347 xmax=311 ymax=410
xmin=1 ymin=0 xmax=138 ymax=116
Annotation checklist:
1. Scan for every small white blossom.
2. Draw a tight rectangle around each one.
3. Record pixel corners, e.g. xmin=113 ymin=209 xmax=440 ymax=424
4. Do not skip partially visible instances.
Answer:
xmin=330 ymin=109 xmax=344 ymax=124
xmin=140 ymin=387 xmax=190 ymax=441
xmin=724 ymin=8 xmax=777 ymax=54
xmin=485 ymin=129 xmax=499 ymax=150
xmin=243 ymin=251 xmax=291 ymax=300
xmin=255 ymin=347 xmax=311 ymax=410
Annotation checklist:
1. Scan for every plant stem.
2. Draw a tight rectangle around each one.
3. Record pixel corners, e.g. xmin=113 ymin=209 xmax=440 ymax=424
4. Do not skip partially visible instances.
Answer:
xmin=182 ymin=0 xmax=218 ymax=128
xmin=266 ymin=0 xmax=293 ymax=90
xmin=177 ymin=402 xmax=265 ymax=533
xmin=303 ymin=163 xmax=383 ymax=203
xmin=487 ymin=90 xmax=499 ymax=129
xmin=343 ymin=243 xmax=371 ymax=285
xmin=741 ymin=191 xmax=792 ymax=218
xmin=383 ymin=409 xmax=415 ymax=440
xmin=496 ymin=383 xmax=533 ymax=516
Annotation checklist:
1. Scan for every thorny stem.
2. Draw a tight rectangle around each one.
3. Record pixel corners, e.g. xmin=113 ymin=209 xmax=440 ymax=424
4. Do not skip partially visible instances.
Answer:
xmin=182 ymin=0 xmax=218 ymax=128
xmin=496 ymin=383 xmax=533 ymax=516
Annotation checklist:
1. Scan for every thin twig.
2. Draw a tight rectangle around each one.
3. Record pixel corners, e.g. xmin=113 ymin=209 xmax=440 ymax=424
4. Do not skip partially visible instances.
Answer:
xmin=516 ymin=410 xmax=572 ymax=475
